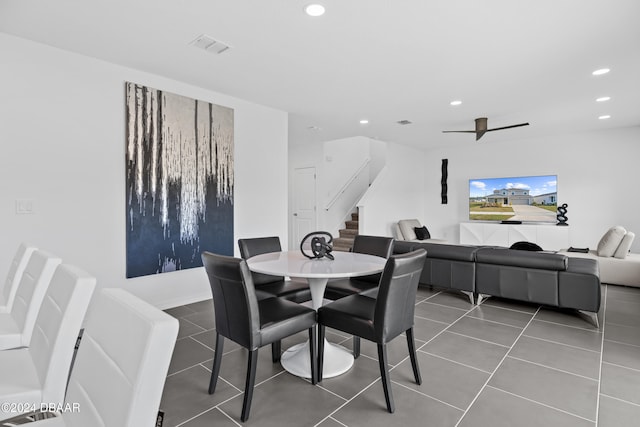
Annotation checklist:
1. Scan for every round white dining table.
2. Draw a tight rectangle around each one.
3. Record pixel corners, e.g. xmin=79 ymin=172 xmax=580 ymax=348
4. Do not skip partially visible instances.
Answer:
xmin=246 ymin=250 xmax=387 ymax=379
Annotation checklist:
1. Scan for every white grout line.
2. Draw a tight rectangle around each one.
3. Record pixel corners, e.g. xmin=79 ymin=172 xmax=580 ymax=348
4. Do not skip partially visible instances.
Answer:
xmin=460 ymin=314 xmax=525 ymax=330
xmin=603 ymin=337 xmax=640 ymax=349
xmin=601 ymin=361 xmax=640 ymax=374
xmin=520 ymin=334 xmax=601 ymax=354
xmin=485 ymin=385 xmax=597 ymax=424
xmin=417 ymin=300 xmax=470 ymax=313
xmin=413 ymin=314 xmax=452 ymax=326
xmin=599 ymin=393 xmax=640 ymax=408
xmin=595 ymin=283 xmax=608 ymax=426
xmin=454 ymin=305 xmax=541 ymax=427
xmin=180 ymin=316 xmax=208 ymax=332
xmin=420 ymin=350 xmax=493 ymax=375
xmin=426 ymin=329 xmax=511 ymax=349
xmin=392 ymin=379 xmax=466 ymax=412
xmin=328 ymin=416 xmax=350 ymax=426
xmin=533 ymin=317 xmax=601 ymax=333
xmin=506 ymin=355 xmax=599 ymax=382
xmin=481 ymin=301 xmax=538 ymax=315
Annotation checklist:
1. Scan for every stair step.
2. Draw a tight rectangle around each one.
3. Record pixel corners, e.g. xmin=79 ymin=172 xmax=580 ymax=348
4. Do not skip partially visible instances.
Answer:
xmin=333 ymin=237 xmax=354 ymax=252
xmin=339 ymin=228 xmax=358 ymax=238
xmin=345 ymin=220 xmax=358 ymax=230
xmin=351 ymin=213 xmax=359 ymax=221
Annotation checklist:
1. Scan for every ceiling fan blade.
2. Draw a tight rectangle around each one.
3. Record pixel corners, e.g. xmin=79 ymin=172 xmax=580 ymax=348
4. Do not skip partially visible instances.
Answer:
xmin=442 ymin=130 xmax=477 ymax=133
xmin=486 ymin=123 xmax=530 ymax=132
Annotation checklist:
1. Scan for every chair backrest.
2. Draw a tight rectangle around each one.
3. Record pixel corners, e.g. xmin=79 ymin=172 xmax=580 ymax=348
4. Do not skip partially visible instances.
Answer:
xmin=238 ymin=237 xmax=284 ymax=284
xmin=1 ymin=243 xmax=37 ymax=313
xmin=374 ymin=249 xmax=427 ymax=342
xmin=202 ymin=251 xmax=260 ymax=349
xmin=29 ymin=264 xmax=96 ymax=405
xmin=62 ymin=288 xmax=179 ymax=427
xmin=352 ymin=235 xmax=394 ymax=258
xmin=12 ymin=249 xmax=62 ymax=347
xmin=352 ymin=235 xmax=394 ymax=283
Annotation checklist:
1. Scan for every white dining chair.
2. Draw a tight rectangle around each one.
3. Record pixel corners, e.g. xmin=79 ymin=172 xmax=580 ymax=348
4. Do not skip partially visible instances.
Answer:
xmin=0 ymin=243 xmax=37 ymax=313
xmin=0 ymin=264 xmax=96 ymax=421
xmin=0 ymin=288 xmax=179 ymax=427
xmin=0 ymin=250 xmax=61 ymax=350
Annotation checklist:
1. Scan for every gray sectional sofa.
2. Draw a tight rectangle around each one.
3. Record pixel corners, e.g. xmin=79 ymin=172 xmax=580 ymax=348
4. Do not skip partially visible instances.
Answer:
xmin=393 ymin=241 xmax=601 ymax=327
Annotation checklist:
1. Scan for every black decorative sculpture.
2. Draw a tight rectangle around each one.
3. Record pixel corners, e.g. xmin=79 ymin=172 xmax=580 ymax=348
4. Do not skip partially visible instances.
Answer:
xmin=441 ymin=159 xmax=448 ymax=204
xmin=556 ymin=203 xmax=568 ymax=226
xmin=300 ymin=231 xmax=334 ymax=260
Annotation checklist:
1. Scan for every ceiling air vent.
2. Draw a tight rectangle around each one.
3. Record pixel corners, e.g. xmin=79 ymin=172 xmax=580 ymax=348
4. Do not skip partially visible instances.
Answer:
xmin=397 ymin=120 xmax=413 ymax=125
xmin=189 ymin=34 xmax=230 ymax=55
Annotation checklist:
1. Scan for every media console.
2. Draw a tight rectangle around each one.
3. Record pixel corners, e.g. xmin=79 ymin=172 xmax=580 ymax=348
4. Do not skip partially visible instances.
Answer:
xmin=460 ymin=222 xmax=570 ymax=251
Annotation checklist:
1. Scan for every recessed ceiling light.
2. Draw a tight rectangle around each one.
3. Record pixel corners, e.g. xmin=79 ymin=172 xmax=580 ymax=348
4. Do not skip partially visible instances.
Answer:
xmin=598 ymin=115 xmax=611 ymax=120
xmin=450 ymin=100 xmax=462 ymax=106
xmin=596 ymin=96 xmax=611 ymax=102
xmin=304 ymin=4 xmax=325 ymax=16
xmin=359 ymin=119 xmax=369 ymax=124
xmin=592 ymin=68 xmax=610 ymax=76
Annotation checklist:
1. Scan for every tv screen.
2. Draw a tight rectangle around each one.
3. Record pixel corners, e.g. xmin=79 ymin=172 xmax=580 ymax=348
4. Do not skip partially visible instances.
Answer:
xmin=469 ymin=175 xmax=557 ymax=223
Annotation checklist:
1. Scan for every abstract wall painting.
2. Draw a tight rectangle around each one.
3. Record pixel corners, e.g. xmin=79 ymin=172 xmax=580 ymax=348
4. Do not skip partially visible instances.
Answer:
xmin=125 ymin=82 xmax=234 ymax=278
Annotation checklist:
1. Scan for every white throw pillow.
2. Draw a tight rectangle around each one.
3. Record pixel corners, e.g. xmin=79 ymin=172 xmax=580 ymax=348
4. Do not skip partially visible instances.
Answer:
xmin=613 ymin=232 xmax=635 ymax=259
xmin=597 ymin=226 xmax=626 ymax=257
xmin=398 ymin=219 xmax=422 ymax=241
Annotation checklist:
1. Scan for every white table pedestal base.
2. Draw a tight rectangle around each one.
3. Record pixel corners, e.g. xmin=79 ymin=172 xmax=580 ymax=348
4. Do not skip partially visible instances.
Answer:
xmin=281 ymin=338 xmax=354 ymax=379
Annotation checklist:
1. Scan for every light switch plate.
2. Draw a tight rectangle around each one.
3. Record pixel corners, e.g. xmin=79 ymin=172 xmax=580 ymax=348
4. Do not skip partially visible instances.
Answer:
xmin=16 ymin=199 xmax=34 ymax=214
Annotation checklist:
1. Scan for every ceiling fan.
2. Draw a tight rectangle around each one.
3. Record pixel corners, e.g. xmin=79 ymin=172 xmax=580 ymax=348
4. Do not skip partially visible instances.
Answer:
xmin=443 ymin=117 xmax=529 ymax=141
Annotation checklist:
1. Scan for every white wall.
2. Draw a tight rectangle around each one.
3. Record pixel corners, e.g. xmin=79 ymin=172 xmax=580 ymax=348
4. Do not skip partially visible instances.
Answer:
xmin=0 ymin=33 xmax=289 ymax=309
xmin=358 ymin=142 xmax=427 ymax=237
xmin=423 ymin=126 xmax=640 ymax=251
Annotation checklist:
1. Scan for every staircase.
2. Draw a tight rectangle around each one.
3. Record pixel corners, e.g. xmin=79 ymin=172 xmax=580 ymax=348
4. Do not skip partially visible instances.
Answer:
xmin=333 ymin=212 xmax=359 ymax=252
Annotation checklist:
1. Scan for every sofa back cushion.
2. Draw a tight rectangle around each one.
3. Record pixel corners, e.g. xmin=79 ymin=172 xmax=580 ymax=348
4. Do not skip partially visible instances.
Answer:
xmin=475 ymin=248 xmax=568 ymax=271
xmin=597 ymin=226 xmax=626 ymax=257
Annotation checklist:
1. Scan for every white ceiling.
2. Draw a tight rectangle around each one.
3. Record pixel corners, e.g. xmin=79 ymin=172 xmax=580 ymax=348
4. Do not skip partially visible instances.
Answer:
xmin=2 ymin=0 xmax=639 ymax=150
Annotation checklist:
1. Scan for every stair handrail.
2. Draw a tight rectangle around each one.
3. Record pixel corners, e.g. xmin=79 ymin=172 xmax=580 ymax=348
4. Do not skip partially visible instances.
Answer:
xmin=325 ymin=157 xmax=370 ymax=211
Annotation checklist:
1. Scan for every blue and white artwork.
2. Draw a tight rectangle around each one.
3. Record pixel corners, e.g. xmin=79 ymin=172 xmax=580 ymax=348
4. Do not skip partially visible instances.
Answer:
xmin=125 ymin=82 xmax=234 ymax=278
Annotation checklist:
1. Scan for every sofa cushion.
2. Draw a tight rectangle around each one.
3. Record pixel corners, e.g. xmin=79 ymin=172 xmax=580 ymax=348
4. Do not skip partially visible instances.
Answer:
xmin=476 ymin=248 xmax=568 ymax=271
xmin=614 ymin=231 xmax=635 ymax=259
xmin=414 ymin=226 xmax=431 ymax=240
xmin=398 ymin=219 xmax=422 ymax=241
xmin=597 ymin=226 xmax=626 ymax=257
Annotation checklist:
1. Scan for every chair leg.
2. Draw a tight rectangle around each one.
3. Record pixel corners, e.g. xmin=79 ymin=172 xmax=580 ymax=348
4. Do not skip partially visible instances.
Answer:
xmin=406 ymin=328 xmax=422 ymax=385
xmin=377 ymin=343 xmax=395 ymax=413
xmin=309 ymin=326 xmax=318 ymax=385
xmin=241 ymin=349 xmax=259 ymax=422
xmin=208 ymin=332 xmax=225 ymax=394
xmin=353 ymin=336 xmax=361 ymax=359
xmin=272 ymin=340 xmax=282 ymax=363
xmin=318 ymin=325 xmax=325 ymax=382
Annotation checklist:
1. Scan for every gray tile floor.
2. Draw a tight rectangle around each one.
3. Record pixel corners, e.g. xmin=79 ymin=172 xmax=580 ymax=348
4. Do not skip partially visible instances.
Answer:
xmin=161 ymin=284 xmax=640 ymax=426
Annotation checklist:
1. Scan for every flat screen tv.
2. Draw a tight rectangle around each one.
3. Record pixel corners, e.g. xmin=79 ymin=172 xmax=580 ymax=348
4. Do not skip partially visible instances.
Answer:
xmin=469 ymin=175 xmax=557 ymax=223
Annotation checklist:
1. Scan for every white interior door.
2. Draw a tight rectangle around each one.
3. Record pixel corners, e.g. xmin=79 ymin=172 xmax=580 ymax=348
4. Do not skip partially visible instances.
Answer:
xmin=292 ymin=167 xmax=317 ymax=247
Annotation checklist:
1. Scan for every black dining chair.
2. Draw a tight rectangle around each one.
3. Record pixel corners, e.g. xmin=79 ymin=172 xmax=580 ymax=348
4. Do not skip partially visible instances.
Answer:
xmin=317 ymin=248 xmax=427 ymax=414
xmin=201 ymin=252 xmax=318 ymax=422
xmin=323 ymin=235 xmax=394 ymax=358
xmin=238 ymin=237 xmax=312 ymax=303
xmin=323 ymin=235 xmax=394 ymax=300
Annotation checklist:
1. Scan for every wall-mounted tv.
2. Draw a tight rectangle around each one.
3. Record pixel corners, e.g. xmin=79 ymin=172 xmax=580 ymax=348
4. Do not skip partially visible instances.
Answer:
xmin=469 ymin=175 xmax=557 ymax=223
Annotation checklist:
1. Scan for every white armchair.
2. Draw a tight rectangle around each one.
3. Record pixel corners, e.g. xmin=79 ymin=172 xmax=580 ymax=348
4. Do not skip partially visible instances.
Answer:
xmin=0 ymin=288 xmax=179 ymax=427
xmin=0 ymin=243 xmax=37 ymax=313
xmin=0 ymin=264 xmax=95 ymax=420
xmin=0 ymin=250 xmax=61 ymax=350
